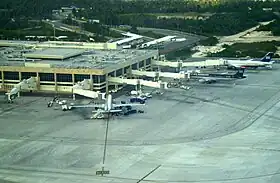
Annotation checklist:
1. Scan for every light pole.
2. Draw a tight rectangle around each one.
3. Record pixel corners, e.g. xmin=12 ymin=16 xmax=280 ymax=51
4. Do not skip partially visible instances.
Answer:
xmin=101 ymin=114 xmax=110 ymax=176
xmin=53 ymin=24 xmax=56 ymax=41
xmin=96 ymin=99 xmax=110 ymax=176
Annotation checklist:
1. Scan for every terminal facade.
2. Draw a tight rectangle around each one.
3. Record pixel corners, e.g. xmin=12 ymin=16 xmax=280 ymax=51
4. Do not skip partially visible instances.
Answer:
xmin=0 ymin=41 xmax=158 ymax=94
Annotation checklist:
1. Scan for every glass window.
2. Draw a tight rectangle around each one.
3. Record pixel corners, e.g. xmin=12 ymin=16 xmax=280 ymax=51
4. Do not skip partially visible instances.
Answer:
xmin=4 ymin=71 xmax=19 ymax=80
xmin=57 ymin=74 xmax=72 ymax=82
xmin=39 ymin=73 xmax=54 ymax=81
xmin=21 ymin=72 xmax=36 ymax=79
xmin=116 ymin=69 xmax=123 ymax=76
xmin=146 ymin=58 xmax=151 ymax=65
xmin=74 ymin=74 xmax=90 ymax=82
xmin=139 ymin=60 xmax=144 ymax=68
xmin=132 ymin=63 xmax=138 ymax=69
xmin=108 ymin=72 xmax=114 ymax=77
xmin=99 ymin=75 xmax=106 ymax=83
xmin=124 ymin=66 xmax=130 ymax=74
xmin=92 ymin=75 xmax=98 ymax=83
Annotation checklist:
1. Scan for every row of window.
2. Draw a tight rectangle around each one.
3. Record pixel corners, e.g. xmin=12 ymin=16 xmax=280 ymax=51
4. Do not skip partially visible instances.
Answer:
xmin=0 ymin=72 xmax=106 ymax=83
xmin=0 ymin=59 xmax=152 ymax=82
xmin=132 ymin=59 xmax=150 ymax=70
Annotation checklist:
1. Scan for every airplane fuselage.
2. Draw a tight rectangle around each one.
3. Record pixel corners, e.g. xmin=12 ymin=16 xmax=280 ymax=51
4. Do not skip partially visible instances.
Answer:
xmin=227 ymin=60 xmax=273 ymax=69
xmin=104 ymin=94 xmax=113 ymax=111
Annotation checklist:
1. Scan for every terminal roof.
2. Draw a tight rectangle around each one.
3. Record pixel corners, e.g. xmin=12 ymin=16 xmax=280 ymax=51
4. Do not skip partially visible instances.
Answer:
xmin=23 ymin=48 xmax=84 ymax=60
xmin=0 ymin=47 xmax=157 ymax=71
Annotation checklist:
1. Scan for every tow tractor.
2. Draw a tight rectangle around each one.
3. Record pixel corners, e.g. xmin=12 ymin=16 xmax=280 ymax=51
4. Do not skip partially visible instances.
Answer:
xmin=126 ymin=90 xmax=151 ymax=104
xmin=130 ymin=96 xmax=146 ymax=104
xmin=126 ymin=90 xmax=152 ymax=98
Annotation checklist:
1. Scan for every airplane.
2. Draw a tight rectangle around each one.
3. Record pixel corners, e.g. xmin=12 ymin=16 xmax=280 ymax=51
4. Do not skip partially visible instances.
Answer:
xmin=194 ymin=69 xmax=246 ymax=84
xmin=225 ymin=52 xmax=275 ymax=69
xmin=139 ymin=36 xmax=185 ymax=49
xmin=171 ymin=37 xmax=187 ymax=42
xmin=65 ymin=94 xmax=145 ymax=117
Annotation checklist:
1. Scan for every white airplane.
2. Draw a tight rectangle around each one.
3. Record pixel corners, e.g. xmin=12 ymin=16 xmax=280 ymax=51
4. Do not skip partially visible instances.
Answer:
xmin=69 ymin=94 xmax=145 ymax=114
xmin=55 ymin=36 xmax=68 ymax=40
xmin=226 ymin=52 xmax=275 ymax=69
xmin=139 ymin=36 xmax=177 ymax=48
xmin=171 ymin=38 xmax=187 ymax=42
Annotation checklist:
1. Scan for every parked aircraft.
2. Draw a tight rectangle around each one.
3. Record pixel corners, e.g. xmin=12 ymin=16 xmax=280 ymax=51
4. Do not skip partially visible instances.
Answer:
xmin=66 ymin=94 xmax=145 ymax=115
xmin=226 ymin=52 xmax=274 ymax=69
xmin=194 ymin=69 xmax=246 ymax=84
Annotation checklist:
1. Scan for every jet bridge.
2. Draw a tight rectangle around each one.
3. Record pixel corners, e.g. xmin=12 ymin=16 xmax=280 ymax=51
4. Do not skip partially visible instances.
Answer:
xmin=153 ymin=59 xmax=226 ymax=69
xmin=72 ymin=79 xmax=105 ymax=100
xmin=108 ymin=77 xmax=169 ymax=89
xmin=5 ymin=77 xmax=38 ymax=102
xmin=131 ymin=70 xmax=191 ymax=80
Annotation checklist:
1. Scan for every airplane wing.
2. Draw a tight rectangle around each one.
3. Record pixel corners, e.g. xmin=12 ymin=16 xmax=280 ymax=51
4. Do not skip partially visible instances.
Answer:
xmin=207 ymin=77 xmax=234 ymax=81
xmin=199 ymin=77 xmax=233 ymax=82
xmin=91 ymin=109 xmax=123 ymax=119
xmin=110 ymin=109 xmax=123 ymax=112
xmin=112 ymin=103 xmax=145 ymax=108
xmin=264 ymin=61 xmax=274 ymax=64
xmin=210 ymin=77 xmax=233 ymax=81
xmin=71 ymin=104 xmax=105 ymax=108
xmin=227 ymin=62 xmax=243 ymax=68
xmin=92 ymin=109 xmax=122 ymax=113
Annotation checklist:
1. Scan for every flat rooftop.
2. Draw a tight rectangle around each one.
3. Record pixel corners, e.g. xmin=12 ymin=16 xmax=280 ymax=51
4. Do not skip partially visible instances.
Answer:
xmin=23 ymin=48 xmax=85 ymax=60
xmin=0 ymin=47 xmax=158 ymax=71
xmin=0 ymin=40 xmax=117 ymax=49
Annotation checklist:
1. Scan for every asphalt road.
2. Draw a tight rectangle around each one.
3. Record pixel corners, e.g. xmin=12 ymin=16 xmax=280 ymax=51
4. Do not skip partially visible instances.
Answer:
xmin=1 ymin=66 xmax=280 ymax=182
xmin=43 ymin=20 xmax=101 ymax=39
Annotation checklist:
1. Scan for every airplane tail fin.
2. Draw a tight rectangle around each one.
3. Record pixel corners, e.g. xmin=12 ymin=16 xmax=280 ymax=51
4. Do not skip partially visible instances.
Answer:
xmin=260 ymin=52 xmax=274 ymax=62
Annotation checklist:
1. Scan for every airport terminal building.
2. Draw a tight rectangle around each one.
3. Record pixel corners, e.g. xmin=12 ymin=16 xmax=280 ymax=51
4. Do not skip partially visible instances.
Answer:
xmin=0 ymin=40 xmax=158 ymax=94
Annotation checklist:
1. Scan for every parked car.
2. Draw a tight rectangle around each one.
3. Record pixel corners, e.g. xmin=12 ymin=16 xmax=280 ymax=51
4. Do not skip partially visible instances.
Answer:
xmin=124 ymin=109 xmax=137 ymax=116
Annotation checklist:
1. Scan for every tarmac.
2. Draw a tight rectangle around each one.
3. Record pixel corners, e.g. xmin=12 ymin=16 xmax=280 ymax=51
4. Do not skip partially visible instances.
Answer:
xmin=1 ymin=65 xmax=280 ymax=182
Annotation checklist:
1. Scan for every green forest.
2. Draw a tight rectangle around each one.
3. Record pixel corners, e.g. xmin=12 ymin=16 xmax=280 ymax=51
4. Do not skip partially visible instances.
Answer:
xmin=2 ymin=0 xmax=278 ymax=18
xmin=116 ymin=11 xmax=276 ymax=36
xmin=1 ymin=0 xmax=280 ymax=57
xmin=1 ymin=0 xmax=280 ymax=35
xmin=70 ymin=0 xmax=278 ymax=37
xmin=0 ymin=19 xmax=88 ymax=41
